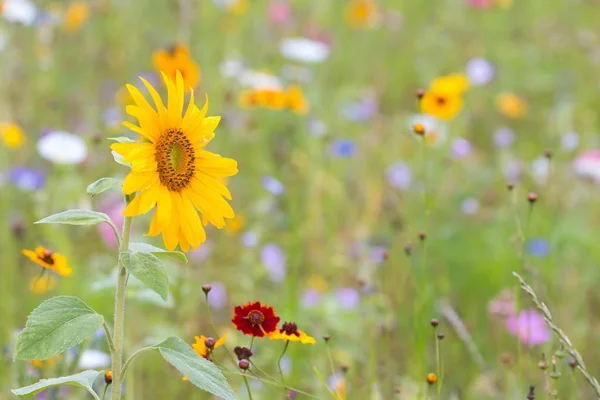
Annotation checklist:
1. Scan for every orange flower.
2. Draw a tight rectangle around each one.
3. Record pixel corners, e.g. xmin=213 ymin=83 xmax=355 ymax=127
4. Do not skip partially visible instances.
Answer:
xmin=345 ymin=0 xmax=378 ymax=28
xmin=64 ymin=2 xmax=89 ymax=33
xmin=153 ymin=45 xmax=200 ymax=91
xmin=225 ymin=214 xmax=245 ymax=235
xmin=22 ymin=246 xmax=72 ymax=277
xmin=286 ymin=85 xmax=309 ymax=115
xmin=496 ymin=92 xmax=527 ymax=119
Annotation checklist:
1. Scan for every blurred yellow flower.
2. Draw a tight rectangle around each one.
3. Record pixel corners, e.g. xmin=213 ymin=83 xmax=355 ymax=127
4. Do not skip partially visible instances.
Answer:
xmin=31 ymin=356 xmax=59 ymax=369
xmin=420 ymin=74 xmax=468 ymax=120
xmin=229 ymin=0 xmax=247 ymax=15
xmin=153 ymin=45 xmax=200 ymax=91
xmin=345 ymin=0 xmax=378 ymax=28
xmin=496 ymin=92 xmax=527 ymax=119
xmin=496 ymin=0 xmax=513 ymax=8
xmin=63 ymin=2 xmax=89 ymax=33
xmin=29 ymin=274 xmax=59 ymax=295
xmin=111 ymin=71 xmax=238 ymax=251
xmin=1 ymin=122 xmax=24 ymax=149
xmin=225 ymin=214 xmax=245 ymax=235
xmin=22 ymin=246 xmax=72 ymax=277
xmin=286 ymin=85 xmax=309 ymax=115
xmin=307 ymin=274 xmax=328 ymax=292
xmin=239 ymin=88 xmax=287 ymax=110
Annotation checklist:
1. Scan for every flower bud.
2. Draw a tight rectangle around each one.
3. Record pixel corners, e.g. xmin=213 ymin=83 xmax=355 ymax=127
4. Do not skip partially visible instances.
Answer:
xmin=537 ymin=353 xmax=549 ymax=370
xmin=437 ymin=333 xmax=445 ymax=340
xmin=416 ymin=89 xmax=425 ymax=99
xmin=104 ymin=370 xmax=113 ymax=384
xmin=418 ymin=232 xmax=426 ymax=241
xmin=201 ymin=284 xmax=212 ymax=294
xmin=323 ymin=334 xmax=331 ymax=342
xmin=204 ymin=337 xmax=216 ymax=349
xmin=526 ymin=385 xmax=535 ymax=400
xmin=527 ymin=192 xmax=538 ymax=203
xmin=544 ymin=149 xmax=552 ymax=159
xmin=413 ymin=123 xmax=426 ymax=136
xmin=426 ymin=373 xmax=437 ymax=385
xmin=238 ymin=359 xmax=250 ymax=370
xmin=430 ymin=319 xmax=439 ymax=327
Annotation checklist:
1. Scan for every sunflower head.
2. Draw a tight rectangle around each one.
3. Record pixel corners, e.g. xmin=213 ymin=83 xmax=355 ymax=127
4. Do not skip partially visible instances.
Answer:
xmin=153 ymin=45 xmax=200 ymax=91
xmin=22 ymin=246 xmax=72 ymax=277
xmin=111 ymin=71 xmax=237 ymax=252
xmin=232 ymin=301 xmax=280 ymax=337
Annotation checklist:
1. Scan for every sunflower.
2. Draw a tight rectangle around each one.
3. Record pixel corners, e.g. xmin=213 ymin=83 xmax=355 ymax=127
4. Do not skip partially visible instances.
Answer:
xmin=111 ymin=71 xmax=238 ymax=252
xmin=232 ymin=301 xmax=280 ymax=337
xmin=22 ymin=246 xmax=72 ymax=277
xmin=269 ymin=321 xmax=316 ymax=344
xmin=191 ymin=334 xmax=226 ymax=358
xmin=153 ymin=45 xmax=200 ymax=91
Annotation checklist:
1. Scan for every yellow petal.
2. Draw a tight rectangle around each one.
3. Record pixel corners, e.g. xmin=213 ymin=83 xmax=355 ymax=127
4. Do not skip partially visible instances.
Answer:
xmin=122 ymin=172 xmax=157 ymax=195
xmin=178 ymin=195 xmax=206 ymax=249
xmin=123 ymin=185 xmax=160 ymax=216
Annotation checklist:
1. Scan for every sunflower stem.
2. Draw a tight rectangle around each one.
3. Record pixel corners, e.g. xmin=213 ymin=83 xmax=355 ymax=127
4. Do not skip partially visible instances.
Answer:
xmin=277 ymin=341 xmax=290 ymax=398
xmin=110 ymin=212 xmax=133 ymax=400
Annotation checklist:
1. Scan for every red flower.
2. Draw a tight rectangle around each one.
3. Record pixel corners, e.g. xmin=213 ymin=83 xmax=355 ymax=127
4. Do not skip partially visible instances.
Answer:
xmin=232 ymin=301 xmax=280 ymax=337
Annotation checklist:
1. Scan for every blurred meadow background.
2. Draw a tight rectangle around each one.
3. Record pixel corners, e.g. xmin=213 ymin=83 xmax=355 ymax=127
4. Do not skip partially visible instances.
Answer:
xmin=2 ymin=0 xmax=600 ymax=399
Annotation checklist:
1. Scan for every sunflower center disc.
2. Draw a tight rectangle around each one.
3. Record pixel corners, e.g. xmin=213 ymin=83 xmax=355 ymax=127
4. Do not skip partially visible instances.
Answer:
xmin=155 ymin=128 xmax=195 ymax=192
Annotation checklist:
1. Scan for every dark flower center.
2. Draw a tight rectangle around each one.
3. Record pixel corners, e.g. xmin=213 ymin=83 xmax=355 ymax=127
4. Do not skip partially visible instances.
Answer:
xmin=280 ymin=322 xmax=300 ymax=337
xmin=155 ymin=128 xmax=195 ymax=192
xmin=39 ymin=250 xmax=54 ymax=265
xmin=435 ymin=96 xmax=447 ymax=106
xmin=247 ymin=310 xmax=265 ymax=326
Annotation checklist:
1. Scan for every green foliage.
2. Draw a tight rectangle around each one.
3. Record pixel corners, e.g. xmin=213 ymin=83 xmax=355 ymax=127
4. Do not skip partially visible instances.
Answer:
xmin=15 ymin=296 xmax=104 ymax=360
xmin=87 ymin=177 xmax=122 ymax=197
xmin=153 ymin=337 xmax=236 ymax=400
xmin=12 ymin=370 xmax=103 ymax=399
xmin=120 ymin=252 xmax=169 ymax=301
xmin=35 ymin=209 xmax=113 ymax=226
xmin=128 ymin=242 xmax=188 ymax=263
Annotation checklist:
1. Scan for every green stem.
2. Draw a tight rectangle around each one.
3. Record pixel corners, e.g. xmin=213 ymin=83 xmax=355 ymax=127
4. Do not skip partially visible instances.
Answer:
xmin=435 ymin=334 xmax=442 ymax=400
xmin=110 ymin=213 xmax=133 ymax=400
xmin=102 ymin=384 xmax=110 ymax=400
xmin=277 ymin=341 xmax=290 ymax=398
xmin=121 ymin=347 xmax=153 ymax=379
xmin=103 ymin=322 xmax=115 ymax=355
xmin=325 ymin=342 xmax=341 ymax=400
xmin=205 ymin=293 xmax=237 ymax=366
xmin=242 ymin=373 xmax=254 ymax=400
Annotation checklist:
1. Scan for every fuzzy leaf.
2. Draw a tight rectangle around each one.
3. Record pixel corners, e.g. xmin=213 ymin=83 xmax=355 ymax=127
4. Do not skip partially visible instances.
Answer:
xmin=35 ymin=209 xmax=112 ymax=226
xmin=15 ymin=297 xmax=104 ymax=360
xmin=12 ymin=370 xmax=102 ymax=399
xmin=87 ymin=177 xmax=122 ymax=197
xmin=120 ymin=252 xmax=169 ymax=301
xmin=153 ymin=337 xmax=235 ymax=400
xmin=128 ymin=242 xmax=187 ymax=263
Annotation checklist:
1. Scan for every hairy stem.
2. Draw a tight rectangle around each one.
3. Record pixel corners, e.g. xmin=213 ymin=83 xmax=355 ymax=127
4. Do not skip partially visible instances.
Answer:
xmin=111 ymin=213 xmax=133 ymax=400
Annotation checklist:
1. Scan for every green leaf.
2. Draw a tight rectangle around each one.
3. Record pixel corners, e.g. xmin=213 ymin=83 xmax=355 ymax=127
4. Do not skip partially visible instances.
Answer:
xmin=87 ymin=177 xmax=122 ymax=197
xmin=108 ymin=136 xmax=135 ymax=143
xmin=15 ymin=296 xmax=104 ymax=360
xmin=35 ymin=209 xmax=112 ymax=226
xmin=128 ymin=242 xmax=187 ymax=263
xmin=153 ymin=337 xmax=235 ymax=400
xmin=12 ymin=370 xmax=102 ymax=399
xmin=120 ymin=252 xmax=169 ymax=301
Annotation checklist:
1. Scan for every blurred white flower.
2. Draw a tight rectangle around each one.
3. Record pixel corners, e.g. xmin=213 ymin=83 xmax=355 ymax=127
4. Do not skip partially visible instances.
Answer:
xmin=279 ymin=37 xmax=330 ymax=64
xmin=238 ymin=70 xmax=282 ymax=90
xmin=461 ymin=198 xmax=479 ymax=215
xmin=78 ymin=350 xmax=110 ymax=369
xmin=0 ymin=29 xmax=7 ymax=52
xmin=531 ymin=157 xmax=551 ymax=185
xmin=408 ymin=114 xmax=447 ymax=147
xmin=561 ymin=131 xmax=579 ymax=151
xmin=220 ymin=58 xmax=245 ymax=79
xmin=2 ymin=0 xmax=37 ymax=25
xmin=37 ymin=131 xmax=88 ymax=164
xmin=574 ymin=150 xmax=600 ymax=183
xmin=307 ymin=119 xmax=327 ymax=137
xmin=504 ymin=159 xmax=522 ymax=183
xmin=465 ymin=57 xmax=495 ymax=86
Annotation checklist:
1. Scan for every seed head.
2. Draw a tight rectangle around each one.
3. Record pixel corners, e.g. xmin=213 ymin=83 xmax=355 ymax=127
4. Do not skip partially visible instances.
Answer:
xmin=426 ymin=373 xmax=437 ymax=385
xmin=238 ymin=359 xmax=250 ymax=371
xmin=201 ymin=284 xmax=212 ymax=294
xmin=537 ymin=353 xmax=549 ymax=370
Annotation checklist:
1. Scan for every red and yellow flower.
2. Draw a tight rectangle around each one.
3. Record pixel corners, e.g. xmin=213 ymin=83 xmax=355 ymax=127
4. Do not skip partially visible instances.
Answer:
xmin=22 ymin=246 xmax=72 ymax=277
xmin=232 ymin=302 xmax=280 ymax=337
xmin=269 ymin=321 xmax=316 ymax=344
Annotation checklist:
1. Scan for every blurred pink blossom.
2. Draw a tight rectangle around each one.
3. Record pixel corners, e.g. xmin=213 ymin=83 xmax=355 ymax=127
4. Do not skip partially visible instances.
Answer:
xmin=574 ymin=150 xmax=600 ymax=183
xmin=97 ymin=195 xmax=124 ymax=249
xmin=467 ymin=0 xmax=494 ymax=8
xmin=505 ymin=309 xmax=551 ymax=346
xmin=268 ymin=1 xmax=291 ymax=25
